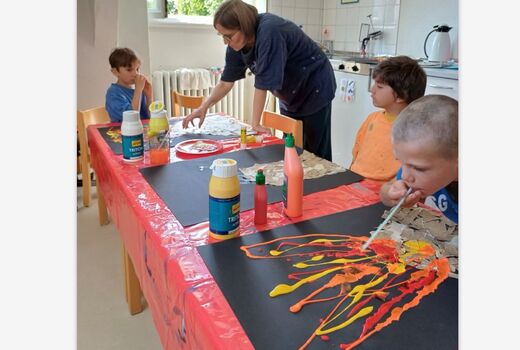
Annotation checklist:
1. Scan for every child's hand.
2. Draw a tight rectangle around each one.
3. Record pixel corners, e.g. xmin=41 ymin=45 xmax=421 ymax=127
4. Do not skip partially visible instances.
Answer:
xmin=382 ymin=180 xmax=423 ymax=207
xmin=143 ymin=77 xmax=152 ymax=96
xmin=134 ymin=74 xmax=146 ymax=93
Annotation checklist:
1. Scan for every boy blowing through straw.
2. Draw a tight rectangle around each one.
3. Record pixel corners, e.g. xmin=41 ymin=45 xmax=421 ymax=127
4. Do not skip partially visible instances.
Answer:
xmin=380 ymin=94 xmax=458 ymax=223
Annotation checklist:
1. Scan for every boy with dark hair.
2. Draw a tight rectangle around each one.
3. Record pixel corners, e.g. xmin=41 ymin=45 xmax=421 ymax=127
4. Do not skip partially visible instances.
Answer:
xmin=105 ymin=47 xmax=152 ymax=122
xmin=350 ymin=56 xmax=426 ymax=182
xmin=380 ymin=94 xmax=458 ymax=223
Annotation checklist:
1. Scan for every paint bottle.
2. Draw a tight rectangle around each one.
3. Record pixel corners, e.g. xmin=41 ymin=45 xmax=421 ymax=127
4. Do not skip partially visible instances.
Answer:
xmin=254 ymin=169 xmax=267 ymax=225
xmin=240 ymin=126 xmax=247 ymax=149
xmin=209 ymin=158 xmax=241 ymax=240
xmin=148 ymin=100 xmax=169 ymax=135
xmin=282 ymin=133 xmax=303 ymax=217
xmin=121 ymin=110 xmax=144 ymax=162
xmin=148 ymin=101 xmax=170 ymax=164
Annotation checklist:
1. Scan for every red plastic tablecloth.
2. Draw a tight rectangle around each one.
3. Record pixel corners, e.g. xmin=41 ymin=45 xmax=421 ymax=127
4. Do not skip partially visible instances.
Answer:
xmin=88 ymin=122 xmax=382 ymax=350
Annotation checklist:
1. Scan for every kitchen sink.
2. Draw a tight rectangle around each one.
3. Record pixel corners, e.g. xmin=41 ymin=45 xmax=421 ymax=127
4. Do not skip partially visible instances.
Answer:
xmin=329 ymin=50 xmax=395 ymax=64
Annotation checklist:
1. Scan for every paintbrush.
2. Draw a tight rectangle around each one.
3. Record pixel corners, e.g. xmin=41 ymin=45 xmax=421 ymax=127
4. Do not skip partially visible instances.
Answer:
xmin=362 ymin=187 xmax=413 ymax=250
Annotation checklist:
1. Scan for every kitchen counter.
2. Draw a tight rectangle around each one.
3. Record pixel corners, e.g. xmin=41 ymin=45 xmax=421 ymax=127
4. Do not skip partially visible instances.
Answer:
xmin=329 ymin=53 xmax=458 ymax=80
xmin=421 ymin=67 xmax=458 ymax=80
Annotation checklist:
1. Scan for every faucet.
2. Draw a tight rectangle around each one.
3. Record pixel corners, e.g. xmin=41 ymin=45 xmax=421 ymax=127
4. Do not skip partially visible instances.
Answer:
xmin=359 ymin=14 xmax=382 ymax=57
xmin=360 ymin=31 xmax=382 ymax=56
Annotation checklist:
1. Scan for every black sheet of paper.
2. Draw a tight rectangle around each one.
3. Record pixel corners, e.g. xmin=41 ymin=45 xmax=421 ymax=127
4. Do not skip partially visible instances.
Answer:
xmin=139 ymin=144 xmax=363 ymax=226
xmin=197 ymin=203 xmax=458 ymax=350
xmin=97 ymin=125 xmax=233 ymax=155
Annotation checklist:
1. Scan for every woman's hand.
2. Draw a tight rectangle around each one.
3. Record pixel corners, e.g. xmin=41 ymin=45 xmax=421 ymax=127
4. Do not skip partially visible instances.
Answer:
xmin=253 ymin=125 xmax=272 ymax=135
xmin=381 ymin=180 xmax=423 ymax=207
xmin=182 ymin=106 xmax=209 ymax=129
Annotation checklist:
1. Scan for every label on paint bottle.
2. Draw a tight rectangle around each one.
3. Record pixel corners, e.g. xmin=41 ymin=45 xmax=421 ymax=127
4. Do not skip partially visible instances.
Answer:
xmin=209 ymin=194 xmax=240 ymax=235
xmin=122 ymin=134 xmax=144 ymax=161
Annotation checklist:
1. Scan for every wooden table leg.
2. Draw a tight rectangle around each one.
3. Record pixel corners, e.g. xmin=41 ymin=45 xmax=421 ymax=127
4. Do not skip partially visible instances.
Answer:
xmin=95 ymin=172 xmax=110 ymax=226
xmin=122 ymin=245 xmax=144 ymax=315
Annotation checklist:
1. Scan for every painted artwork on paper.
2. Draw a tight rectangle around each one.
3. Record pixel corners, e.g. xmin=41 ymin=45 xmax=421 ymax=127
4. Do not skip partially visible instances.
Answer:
xmin=375 ymin=206 xmax=458 ymax=275
xmin=105 ymin=127 xmax=122 ymax=143
xmin=241 ymin=234 xmax=450 ymax=349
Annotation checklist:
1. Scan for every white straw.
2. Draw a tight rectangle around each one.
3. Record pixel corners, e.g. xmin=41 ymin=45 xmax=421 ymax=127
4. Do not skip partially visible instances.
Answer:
xmin=362 ymin=187 xmax=413 ymax=250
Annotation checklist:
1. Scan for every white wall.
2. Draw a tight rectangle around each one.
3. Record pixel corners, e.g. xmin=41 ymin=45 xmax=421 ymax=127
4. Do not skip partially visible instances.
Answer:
xmin=77 ymin=0 xmax=118 ymax=110
xmin=77 ymin=0 xmax=152 ymax=110
xmin=268 ymin=0 xmax=401 ymax=56
xmin=396 ymin=0 xmax=458 ymax=59
xmin=117 ymin=0 xmax=151 ymax=75
xmin=321 ymin=0 xmax=401 ymax=55
xmin=148 ymin=22 xmax=226 ymax=71
xmin=268 ymin=0 xmax=323 ymax=42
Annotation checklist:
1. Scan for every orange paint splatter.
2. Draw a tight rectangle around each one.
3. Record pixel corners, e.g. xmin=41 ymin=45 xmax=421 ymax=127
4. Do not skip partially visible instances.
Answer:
xmin=241 ymin=235 xmax=450 ymax=349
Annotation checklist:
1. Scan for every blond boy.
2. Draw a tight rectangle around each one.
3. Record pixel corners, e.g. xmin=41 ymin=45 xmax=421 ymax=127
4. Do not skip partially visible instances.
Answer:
xmin=380 ymin=95 xmax=458 ymax=223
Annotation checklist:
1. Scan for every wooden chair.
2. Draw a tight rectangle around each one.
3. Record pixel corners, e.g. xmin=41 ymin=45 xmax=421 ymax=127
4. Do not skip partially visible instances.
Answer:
xmin=171 ymin=90 xmax=204 ymax=117
xmin=261 ymin=110 xmax=303 ymax=148
xmin=77 ymin=106 xmax=110 ymax=225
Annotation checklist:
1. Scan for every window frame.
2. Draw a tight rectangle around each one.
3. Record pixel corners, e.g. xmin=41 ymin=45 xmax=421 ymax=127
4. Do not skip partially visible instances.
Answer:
xmin=147 ymin=0 xmax=266 ymax=27
xmin=147 ymin=0 xmax=166 ymax=19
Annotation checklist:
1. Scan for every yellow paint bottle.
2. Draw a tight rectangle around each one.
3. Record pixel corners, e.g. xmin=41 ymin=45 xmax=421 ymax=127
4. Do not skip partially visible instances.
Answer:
xmin=148 ymin=100 xmax=169 ymax=134
xmin=209 ymin=159 xmax=241 ymax=240
xmin=240 ymin=126 xmax=247 ymax=149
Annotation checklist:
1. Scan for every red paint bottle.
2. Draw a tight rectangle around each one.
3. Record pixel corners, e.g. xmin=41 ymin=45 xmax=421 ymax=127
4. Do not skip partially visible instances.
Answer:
xmin=254 ymin=169 xmax=267 ymax=225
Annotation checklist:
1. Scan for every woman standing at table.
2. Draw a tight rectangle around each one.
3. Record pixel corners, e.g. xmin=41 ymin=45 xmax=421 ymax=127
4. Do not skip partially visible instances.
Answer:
xmin=182 ymin=0 xmax=336 ymax=160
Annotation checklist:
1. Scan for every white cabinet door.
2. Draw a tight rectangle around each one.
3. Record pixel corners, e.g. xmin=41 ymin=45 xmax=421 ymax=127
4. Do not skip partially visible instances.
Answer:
xmin=425 ymin=76 xmax=458 ymax=101
xmin=331 ymin=71 xmax=377 ymax=168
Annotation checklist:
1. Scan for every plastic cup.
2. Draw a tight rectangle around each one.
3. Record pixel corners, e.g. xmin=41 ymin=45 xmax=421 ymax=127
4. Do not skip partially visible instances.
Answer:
xmin=149 ymin=132 xmax=170 ymax=165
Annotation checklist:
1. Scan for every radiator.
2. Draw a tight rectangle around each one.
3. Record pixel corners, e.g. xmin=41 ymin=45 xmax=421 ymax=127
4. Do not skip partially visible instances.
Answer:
xmin=152 ymin=68 xmax=245 ymax=120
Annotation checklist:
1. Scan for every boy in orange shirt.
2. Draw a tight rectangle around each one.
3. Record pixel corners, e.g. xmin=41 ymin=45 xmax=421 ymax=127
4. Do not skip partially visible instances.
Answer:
xmin=350 ymin=56 xmax=426 ymax=182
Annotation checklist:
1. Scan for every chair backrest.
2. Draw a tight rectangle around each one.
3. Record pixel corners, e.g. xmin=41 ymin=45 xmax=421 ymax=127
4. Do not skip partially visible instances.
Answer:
xmin=171 ymin=90 xmax=204 ymax=117
xmin=261 ymin=111 xmax=303 ymax=148
xmin=77 ymin=106 xmax=110 ymax=161
xmin=77 ymin=106 xmax=110 ymax=208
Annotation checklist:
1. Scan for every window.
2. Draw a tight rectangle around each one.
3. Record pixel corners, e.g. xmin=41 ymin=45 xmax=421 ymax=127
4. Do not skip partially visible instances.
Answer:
xmin=147 ymin=0 xmax=266 ymax=24
xmin=147 ymin=0 xmax=166 ymax=19
xmin=167 ymin=0 xmax=225 ymax=16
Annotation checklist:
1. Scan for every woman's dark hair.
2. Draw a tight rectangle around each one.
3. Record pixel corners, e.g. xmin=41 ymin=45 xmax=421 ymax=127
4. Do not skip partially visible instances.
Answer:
xmin=213 ymin=0 xmax=258 ymax=46
xmin=372 ymin=55 xmax=426 ymax=104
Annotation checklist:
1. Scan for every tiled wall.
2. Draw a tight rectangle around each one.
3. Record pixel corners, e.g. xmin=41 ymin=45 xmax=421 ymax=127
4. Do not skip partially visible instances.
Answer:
xmin=268 ymin=0 xmax=323 ymax=42
xmin=268 ymin=0 xmax=401 ymax=56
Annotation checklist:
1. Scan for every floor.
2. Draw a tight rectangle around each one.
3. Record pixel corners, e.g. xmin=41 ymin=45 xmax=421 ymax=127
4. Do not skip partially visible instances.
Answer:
xmin=77 ymin=184 xmax=162 ymax=350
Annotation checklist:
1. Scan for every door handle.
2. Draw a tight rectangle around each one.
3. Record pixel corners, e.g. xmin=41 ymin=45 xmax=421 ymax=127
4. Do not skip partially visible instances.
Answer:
xmin=428 ymin=83 xmax=454 ymax=90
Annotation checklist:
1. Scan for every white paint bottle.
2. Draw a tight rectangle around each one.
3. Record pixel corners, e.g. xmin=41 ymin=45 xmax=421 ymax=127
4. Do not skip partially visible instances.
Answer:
xmin=121 ymin=110 xmax=144 ymax=162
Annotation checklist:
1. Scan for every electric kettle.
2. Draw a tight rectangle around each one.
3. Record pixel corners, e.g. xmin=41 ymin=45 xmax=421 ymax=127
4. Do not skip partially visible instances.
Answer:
xmin=424 ymin=24 xmax=452 ymax=63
